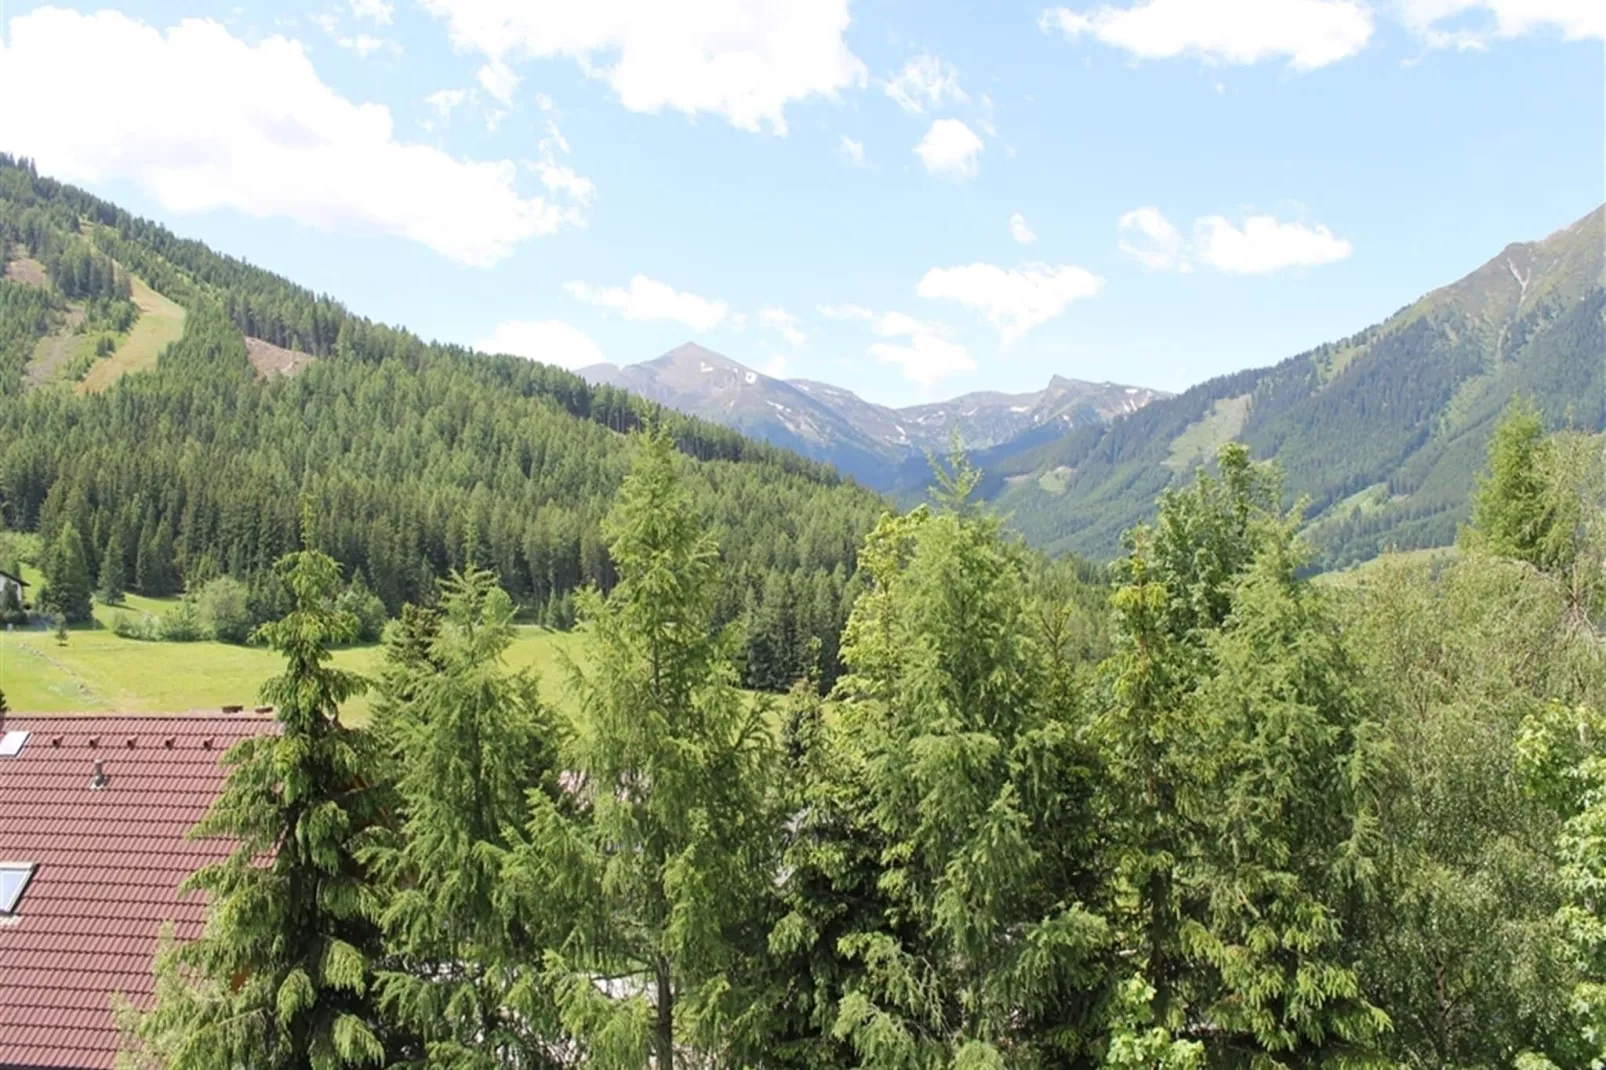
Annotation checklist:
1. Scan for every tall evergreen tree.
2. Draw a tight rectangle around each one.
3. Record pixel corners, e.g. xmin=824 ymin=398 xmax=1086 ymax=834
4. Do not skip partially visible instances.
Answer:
xmin=773 ymin=459 xmax=1108 ymax=1065
xmin=41 ymin=520 xmax=91 ymax=623
xmin=1465 ymin=399 xmax=1554 ymax=568
xmin=98 ymin=525 xmax=126 ymax=605
xmin=1100 ymin=444 xmax=1388 ymax=1065
xmin=506 ymin=427 xmax=781 ymax=1068
xmin=368 ymin=567 xmax=565 ymax=1065
xmin=122 ymin=528 xmax=392 ymax=1067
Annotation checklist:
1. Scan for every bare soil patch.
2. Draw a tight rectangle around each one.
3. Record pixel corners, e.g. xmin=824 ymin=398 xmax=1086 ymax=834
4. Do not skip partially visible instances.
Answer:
xmin=245 ymin=336 xmax=317 ymax=379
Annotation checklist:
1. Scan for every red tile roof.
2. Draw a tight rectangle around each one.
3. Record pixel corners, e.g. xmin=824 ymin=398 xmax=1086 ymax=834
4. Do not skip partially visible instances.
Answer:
xmin=0 ymin=715 xmax=274 ymax=1069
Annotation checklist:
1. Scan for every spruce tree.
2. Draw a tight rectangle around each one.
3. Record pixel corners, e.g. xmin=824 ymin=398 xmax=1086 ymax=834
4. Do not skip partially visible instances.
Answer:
xmin=41 ymin=521 xmax=92 ymax=623
xmin=122 ymin=531 xmax=392 ymax=1067
xmin=98 ymin=526 xmax=126 ymax=605
xmin=1465 ymin=399 xmax=1553 ymax=568
xmin=368 ymin=567 xmax=565 ymax=1063
xmin=774 ymin=458 xmax=1108 ymax=1065
xmin=506 ymin=427 xmax=781 ymax=1068
xmin=1100 ymin=444 xmax=1388 ymax=1064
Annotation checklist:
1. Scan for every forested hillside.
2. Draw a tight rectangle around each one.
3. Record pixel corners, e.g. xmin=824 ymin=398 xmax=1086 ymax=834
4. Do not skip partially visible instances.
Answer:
xmin=0 ymin=156 xmax=885 ymax=688
xmin=986 ymin=205 xmax=1605 ymax=566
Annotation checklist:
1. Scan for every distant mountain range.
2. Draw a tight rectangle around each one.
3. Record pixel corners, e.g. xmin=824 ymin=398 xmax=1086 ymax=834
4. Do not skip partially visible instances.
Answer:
xmin=579 ymin=346 xmax=1168 ymax=489
xmin=977 ymin=204 xmax=1605 ymax=566
xmin=585 ymin=204 xmax=1602 ymax=569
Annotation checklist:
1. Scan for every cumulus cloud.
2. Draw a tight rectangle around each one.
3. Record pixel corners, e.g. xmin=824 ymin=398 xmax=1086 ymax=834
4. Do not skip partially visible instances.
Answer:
xmin=840 ymin=136 xmax=866 ymax=166
xmin=421 ymin=0 xmax=867 ymax=134
xmin=1398 ymin=0 xmax=1603 ymax=48
xmin=477 ymin=320 xmax=606 ymax=369
xmin=477 ymin=59 xmax=520 ymax=106
xmin=0 ymin=8 xmax=587 ymax=267
xmin=883 ymin=54 xmax=968 ymax=114
xmin=426 ymin=88 xmax=469 ymax=118
xmin=1010 ymin=212 xmax=1037 ymax=244
xmin=1039 ymin=0 xmax=1374 ymax=69
xmin=917 ymin=262 xmax=1104 ymax=344
xmin=1118 ymin=206 xmax=1188 ymax=270
xmin=915 ymin=119 xmax=984 ymax=180
xmin=761 ymin=306 xmax=807 ymax=349
xmin=563 ymin=276 xmax=729 ymax=332
xmin=1191 ymin=215 xmax=1353 ymax=273
xmin=869 ymin=312 xmax=975 ymax=386
xmin=336 ymin=33 xmax=388 ymax=57
xmin=350 ymin=0 xmax=395 ymax=23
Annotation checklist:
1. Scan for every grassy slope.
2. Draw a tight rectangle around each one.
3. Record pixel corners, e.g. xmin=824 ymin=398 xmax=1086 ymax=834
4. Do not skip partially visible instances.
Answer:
xmin=76 ymin=276 xmax=185 ymax=394
xmin=0 ymin=569 xmax=589 ymax=723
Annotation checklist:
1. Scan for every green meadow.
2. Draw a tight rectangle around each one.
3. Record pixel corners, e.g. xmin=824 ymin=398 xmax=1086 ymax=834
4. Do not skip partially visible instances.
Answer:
xmin=0 ymin=572 xmax=589 ymax=723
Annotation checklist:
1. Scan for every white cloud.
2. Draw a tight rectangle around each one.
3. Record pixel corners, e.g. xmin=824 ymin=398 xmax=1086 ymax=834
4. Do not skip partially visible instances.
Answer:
xmin=426 ymin=88 xmax=469 ymax=117
xmin=1118 ymin=206 xmax=1188 ymax=270
xmin=0 ymin=8 xmax=587 ymax=267
xmin=421 ymin=0 xmax=867 ymax=134
xmin=1192 ymin=214 xmax=1353 ymax=273
xmin=1398 ymin=0 xmax=1603 ymax=48
xmin=915 ymin=119 xmax=983 ymax=180
xmin=477 ymin=320 xmax=606 ymax=369
xmin=336 ymin=33 xmax=387 ymax=57
xmin=1010 ymin=212 xmax=1037 ymax=244
xmin=917 ymin=262 xmax=1104 ymax=344
xmin=817 ymin=303 xmax=876 ymax=321
xmin=350 ymin=0 xmax=395 ymax=24
xmin=869 ymin=312 xmax=974 ymax=386
xmin=883 ymin=53 xmax=968 ymax=114
xmin=761 ymin=306 xmax=807 ymax=349
xmin=1039 ymin=0 xmax=1374 ymax=70
xmin=840 ymin=136 xmax=866 ymax=167
xmin=478 ymin=59 xmax=520 ymax=106
xmin=563 ymin=275 xmax=729 ymax=332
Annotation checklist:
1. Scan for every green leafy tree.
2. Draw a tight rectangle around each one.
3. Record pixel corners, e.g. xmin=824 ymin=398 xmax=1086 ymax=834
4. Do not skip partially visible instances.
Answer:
xmin=194 ymin=575 xmax=252 ymax=644
xmin=367 ymin=567 xmax=565 ymax=1064
xmin=505 ymin=427 xmax=781 ymax=1068
xmin=773 ymin=458 xmax=1109 ymax=1066
xmin=41 ymin=520 xmax=91 ymax=623
xmin=120 ymin=531 xmax=392 ymax=1067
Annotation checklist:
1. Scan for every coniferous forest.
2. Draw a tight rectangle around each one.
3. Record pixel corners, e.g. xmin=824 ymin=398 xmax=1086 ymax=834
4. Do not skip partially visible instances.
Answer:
xmin=0 ymin=157 xmax=1601 ymax=1067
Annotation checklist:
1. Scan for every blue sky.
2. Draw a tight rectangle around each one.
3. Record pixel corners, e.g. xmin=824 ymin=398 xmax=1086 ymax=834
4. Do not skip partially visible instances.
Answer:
xmin=0 ymin=0 xmax=1600 ymax=406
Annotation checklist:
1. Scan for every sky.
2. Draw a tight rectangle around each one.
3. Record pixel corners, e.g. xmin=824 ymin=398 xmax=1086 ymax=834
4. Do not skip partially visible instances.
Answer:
xmin=0 ymin=0 xmax=1600 ymax=407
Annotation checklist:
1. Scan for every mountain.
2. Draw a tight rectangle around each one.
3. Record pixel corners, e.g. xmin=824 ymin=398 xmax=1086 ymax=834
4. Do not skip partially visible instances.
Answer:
xmin=980 ymin=204 xmax=1606 ymax=566
xmin=580 ymin=344 xmax=1168 ymax=490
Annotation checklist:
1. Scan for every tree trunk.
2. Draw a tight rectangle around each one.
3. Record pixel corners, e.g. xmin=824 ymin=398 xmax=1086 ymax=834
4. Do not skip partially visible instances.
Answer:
xmin=655 ymin=959 xmax=674 ymax=1070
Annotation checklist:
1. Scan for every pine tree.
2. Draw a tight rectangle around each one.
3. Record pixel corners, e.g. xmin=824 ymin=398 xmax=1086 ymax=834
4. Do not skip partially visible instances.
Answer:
xmin=41 ymin=521 xmax=91 ymax=623
xmin=122 ymin=530 xmax=392 ymax=1067
xmin=98 ymin=526 xmax=126 ymax=605
xmin=505 ymin=427 xmax=781 ymax=1068
xmin=368 ymin=567 xmax=565 ymax=1063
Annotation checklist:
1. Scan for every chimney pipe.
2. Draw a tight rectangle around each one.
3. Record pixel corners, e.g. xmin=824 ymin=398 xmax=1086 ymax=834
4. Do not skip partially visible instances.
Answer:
xmin=90 ymin=759 xmax=107 ymax=790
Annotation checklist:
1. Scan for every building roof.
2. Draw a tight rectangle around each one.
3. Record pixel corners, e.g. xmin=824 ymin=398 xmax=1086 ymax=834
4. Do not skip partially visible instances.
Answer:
xmin=0 ymin=714 xmax=274 ymax=1069
xmin=0 ymin=569 xmax=27 ymax=588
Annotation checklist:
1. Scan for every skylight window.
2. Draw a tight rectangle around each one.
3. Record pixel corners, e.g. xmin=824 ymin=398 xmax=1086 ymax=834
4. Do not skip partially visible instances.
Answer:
xmin=0 ymin=863 xmax=36 ymax=914
xmin=0 ymin=730 xmax=28 ymax=757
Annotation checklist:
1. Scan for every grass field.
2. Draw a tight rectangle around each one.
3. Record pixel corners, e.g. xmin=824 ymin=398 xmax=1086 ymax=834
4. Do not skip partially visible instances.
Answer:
xmin=1163 ymin=393 xmax=1253 ymax=472
xmin=77 ymin=276 xmax=185 ymax=394
xmin=0 ymin=573 xmax=590 ymax=723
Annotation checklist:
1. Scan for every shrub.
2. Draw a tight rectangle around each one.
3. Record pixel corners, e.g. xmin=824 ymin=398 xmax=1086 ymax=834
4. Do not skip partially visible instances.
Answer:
xmin=195 ymin=576 xmax=252 ymax=644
